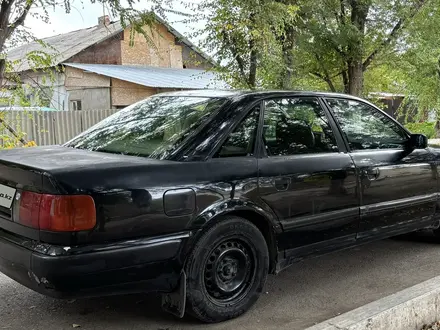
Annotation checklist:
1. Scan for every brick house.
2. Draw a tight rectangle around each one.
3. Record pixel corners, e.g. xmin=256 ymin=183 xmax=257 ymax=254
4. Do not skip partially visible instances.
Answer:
xmin=6 ymin=14 xmax=223 ymax=110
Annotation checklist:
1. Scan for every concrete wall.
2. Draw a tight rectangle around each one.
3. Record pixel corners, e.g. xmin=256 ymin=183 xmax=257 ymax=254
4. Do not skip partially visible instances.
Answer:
xmin=65 ymin=66 xmax=111 ymax=110
xmin=120 ymin=23 xmax=183 ymax=68
xmin=67 ymin=87 xmax=111 ymax=110
xmin=67 ymin=33 xmax=123 ymax=65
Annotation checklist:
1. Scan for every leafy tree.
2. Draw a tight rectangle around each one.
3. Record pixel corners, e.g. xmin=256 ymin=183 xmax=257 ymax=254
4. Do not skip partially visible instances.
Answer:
xmin=396 ymin=3 xmax=440 ymax=127
xmin=195 ymin=0 xmax=297 ymax=88
xmin=0 ymin=0 xmax=171 ymax=148
xmin=0 ymin=0 xmax=171 ymax=77
xmin=291 ymin=0 xmax=430 ymax=96
xmin=195 ymin=0 xmax=434 ymax=97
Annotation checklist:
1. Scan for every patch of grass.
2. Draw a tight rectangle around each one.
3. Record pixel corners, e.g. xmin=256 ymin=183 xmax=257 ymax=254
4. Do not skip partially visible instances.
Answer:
xmin=405 ymin=122 xmax=436 ymax=139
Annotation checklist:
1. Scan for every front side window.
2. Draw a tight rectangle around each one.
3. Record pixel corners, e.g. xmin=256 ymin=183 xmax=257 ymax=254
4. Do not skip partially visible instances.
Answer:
xmin=65 ymin=96 xmax=226 ymax=160
xmin=326 ymin=98 xmax=408 ymax=151
xmin=263 ymin=97 xmax=338 ymax=156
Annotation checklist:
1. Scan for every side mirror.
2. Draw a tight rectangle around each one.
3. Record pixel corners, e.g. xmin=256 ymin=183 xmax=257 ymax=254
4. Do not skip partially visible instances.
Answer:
xmin=409 ymin=133 xmax=428 ymax=149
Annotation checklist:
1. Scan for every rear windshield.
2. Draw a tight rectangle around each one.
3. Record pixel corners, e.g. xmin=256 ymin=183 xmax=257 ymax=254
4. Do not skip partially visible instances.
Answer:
xmin=65 ymin=96 xmax=226 ymax=160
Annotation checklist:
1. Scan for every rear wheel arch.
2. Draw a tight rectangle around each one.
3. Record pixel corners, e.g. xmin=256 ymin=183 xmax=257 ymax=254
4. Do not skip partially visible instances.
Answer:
xmin=184 ymin=206 xmax=279 ymax=275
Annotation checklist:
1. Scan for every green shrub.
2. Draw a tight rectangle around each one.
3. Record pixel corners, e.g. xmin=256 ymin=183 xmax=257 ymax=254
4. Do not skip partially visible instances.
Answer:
xmin=405 ymin=122 xmax=436 ymax=139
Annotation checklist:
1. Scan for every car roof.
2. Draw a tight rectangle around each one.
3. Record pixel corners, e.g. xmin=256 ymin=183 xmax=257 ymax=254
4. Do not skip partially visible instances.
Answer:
xmin=154 ymin=89 xmax=369 ymax=102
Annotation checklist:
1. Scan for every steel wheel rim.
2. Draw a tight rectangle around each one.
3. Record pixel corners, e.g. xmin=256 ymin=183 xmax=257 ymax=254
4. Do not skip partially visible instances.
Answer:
xmin=204 ymin=238 xmax=256 ymax=304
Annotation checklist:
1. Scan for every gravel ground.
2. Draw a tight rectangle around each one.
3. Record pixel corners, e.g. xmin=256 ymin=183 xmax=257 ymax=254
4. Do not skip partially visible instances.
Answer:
xmin=2 ymin=232 xmax=440 ymax=330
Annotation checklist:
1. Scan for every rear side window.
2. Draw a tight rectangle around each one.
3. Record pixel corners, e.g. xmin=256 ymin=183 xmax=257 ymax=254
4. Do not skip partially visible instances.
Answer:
xmin=65 ymin=96 xmax=226 ymax=160
xmin=326 ymin=98 xmax=408 ymax=151
xmin=216 ymin=105 xmax=260 ymax=157
xmin=263 ymin=97 xmax=338 ymax=156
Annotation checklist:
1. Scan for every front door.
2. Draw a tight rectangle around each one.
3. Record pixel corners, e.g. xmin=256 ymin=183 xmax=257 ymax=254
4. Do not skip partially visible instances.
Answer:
xmin=324 ymin=97 xmax=438 ymax=239
xmin=257 ymin=97 xmax=360 ymax=256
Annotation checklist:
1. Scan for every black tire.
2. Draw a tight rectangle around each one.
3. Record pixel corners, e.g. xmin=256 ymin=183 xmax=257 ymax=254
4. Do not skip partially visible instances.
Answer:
xmin=185 ymin=216 xmax=269 ymax=323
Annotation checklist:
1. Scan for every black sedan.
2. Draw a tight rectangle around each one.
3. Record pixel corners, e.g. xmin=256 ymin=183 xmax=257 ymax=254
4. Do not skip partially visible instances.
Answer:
xmin=0 ymin=90 xmax=438 ymax=323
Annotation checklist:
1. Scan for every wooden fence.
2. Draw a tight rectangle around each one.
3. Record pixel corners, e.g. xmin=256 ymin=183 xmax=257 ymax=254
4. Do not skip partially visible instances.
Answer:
xmin=0 ymin=109 xmax=119 ymax=146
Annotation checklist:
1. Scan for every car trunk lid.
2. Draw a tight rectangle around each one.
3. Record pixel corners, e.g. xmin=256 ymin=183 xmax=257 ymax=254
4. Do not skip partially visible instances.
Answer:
xmin=0 ymin=145 xmax=170 ymax=244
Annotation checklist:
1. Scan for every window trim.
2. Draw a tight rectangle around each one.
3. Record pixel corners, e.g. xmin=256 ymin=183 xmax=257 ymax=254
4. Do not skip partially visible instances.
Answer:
xmin=259 ymin=96 xmax=347 ymax=159
xmin=322 ymin=97 xmax=411 ymax=153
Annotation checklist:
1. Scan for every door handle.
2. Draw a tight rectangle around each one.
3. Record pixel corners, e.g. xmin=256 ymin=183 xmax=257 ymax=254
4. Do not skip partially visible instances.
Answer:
xmin=274 ymin=177 xmax=290 ymax=191
xmin=366 ymin=167 xmax=380 ymax=181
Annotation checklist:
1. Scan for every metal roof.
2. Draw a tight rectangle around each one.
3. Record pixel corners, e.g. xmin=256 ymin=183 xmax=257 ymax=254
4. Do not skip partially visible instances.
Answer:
xmin=7 ymin=13 xmax=214 ymax=72
xmin=7 ymin=22 xmax=124 ymax=72
xmin=63 ymin=63 xmax=227 ymax=89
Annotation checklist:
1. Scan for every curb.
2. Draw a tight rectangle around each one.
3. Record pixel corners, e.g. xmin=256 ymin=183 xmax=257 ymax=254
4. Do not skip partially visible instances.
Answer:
xmin=303 ymin=275 xmax=440 ymax=330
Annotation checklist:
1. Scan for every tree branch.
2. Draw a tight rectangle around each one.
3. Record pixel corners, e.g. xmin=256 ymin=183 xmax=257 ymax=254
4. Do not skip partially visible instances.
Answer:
xmin=340 ymin=0 xmax=346 ymax=25
xmin=311 ymin=71 xmax=336 ymax=92
xmin=12 ymin=0 xmax=34 ymax=31
xmin=247 ymin=12 xmax=257 ymax=88
xmin=0 ymin=116 xmax=27 ymax=145
xmin=333 ymin=10 xmax=340 ymax=25
xmin=0 ymin=0 xmax=14 ymax=44
xmin=311 ymin=71 xmax=324 ymax=79
xmin=248 ymin=39 xmax=257 ymax=88
xmin=221 ymin=30 xmax=246 ymax=80
xmin=342 ymin=70 xmax=349 ymax=93
xmin=20 ymin=71 xmax=60 ymax=108
xmin=363 ymin=0 xmax=427 ymax=71
xmin=333 ymin=45 xmax=346 ymax=58
xmin=314 ymin=53 xmax=337 ymax=92
xmin=331 ymin=68 xmax=346 ymax=79
xmin=362 ymin=19 xmax=403 ymax=71
xmin=437 ymin=57 xmax=440 ymax=81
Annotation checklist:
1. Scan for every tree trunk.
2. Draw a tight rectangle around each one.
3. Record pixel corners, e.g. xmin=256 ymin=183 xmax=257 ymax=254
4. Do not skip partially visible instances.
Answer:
xmin=348 ymin=60 xmax=363 ymax=96
xmin=248 ymin=13 xmax=257 ymax=88
xmin=342 ymin=70 xmax=349 ymax=94
xmin=346 ymin=0 xmax=369 ymax=96
xmin=248 ymin=46 xmax=257 ymax=88
xmin=281 ymin=51 xmax=294 ymax=89
xmin=281 ymin=26 xmax=295 ymax=89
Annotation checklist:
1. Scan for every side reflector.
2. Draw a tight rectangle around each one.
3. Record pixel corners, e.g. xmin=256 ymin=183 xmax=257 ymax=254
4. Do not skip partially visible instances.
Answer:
xmin=17 ymin=192 xmax=96 ymax=232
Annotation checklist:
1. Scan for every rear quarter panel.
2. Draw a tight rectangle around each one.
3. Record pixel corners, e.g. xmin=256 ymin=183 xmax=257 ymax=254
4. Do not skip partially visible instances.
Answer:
xmin=56 ymin=157 xmax=274 ymax=245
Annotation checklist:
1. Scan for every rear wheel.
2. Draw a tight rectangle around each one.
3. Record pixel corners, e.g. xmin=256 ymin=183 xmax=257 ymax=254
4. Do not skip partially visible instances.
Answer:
xmin=185 ymin=216 xmax=269 ymax=323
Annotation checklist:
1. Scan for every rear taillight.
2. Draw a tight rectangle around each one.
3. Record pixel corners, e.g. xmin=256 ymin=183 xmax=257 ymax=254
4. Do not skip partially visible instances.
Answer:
xmin=14 ymin=191 xmax=96 ymax=232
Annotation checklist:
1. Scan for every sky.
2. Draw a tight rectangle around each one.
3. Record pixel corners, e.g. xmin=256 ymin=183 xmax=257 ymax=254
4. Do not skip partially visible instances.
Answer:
xmin=24 ymin=0 xmax=204 ymax=44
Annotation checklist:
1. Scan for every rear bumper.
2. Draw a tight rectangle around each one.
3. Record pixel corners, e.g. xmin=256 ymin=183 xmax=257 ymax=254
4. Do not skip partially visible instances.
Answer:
xmin=0 ymin=230 xmax=189 ymax=299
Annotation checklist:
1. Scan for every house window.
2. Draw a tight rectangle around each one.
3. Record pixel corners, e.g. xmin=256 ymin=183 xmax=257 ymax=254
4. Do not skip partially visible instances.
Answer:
xmin=70 ymin=100 xmax=82 ymax=111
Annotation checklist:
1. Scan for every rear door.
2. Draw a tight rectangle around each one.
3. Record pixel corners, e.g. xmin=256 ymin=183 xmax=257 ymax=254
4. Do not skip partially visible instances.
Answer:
xmin=324 ymin=97 xmax=437 ymax=240
xmin=257 ymin=96 xmax=360 ymax=256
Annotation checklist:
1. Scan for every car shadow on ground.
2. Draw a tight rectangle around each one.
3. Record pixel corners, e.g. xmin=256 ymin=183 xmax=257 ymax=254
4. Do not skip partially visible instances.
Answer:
xmin=55 ymin=232 xmax=440 ymax=327
xmin=3 ymin=231 xmax=440 ymax=330
xmin=392 ymin=229 xmax=439 ymax=244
